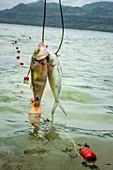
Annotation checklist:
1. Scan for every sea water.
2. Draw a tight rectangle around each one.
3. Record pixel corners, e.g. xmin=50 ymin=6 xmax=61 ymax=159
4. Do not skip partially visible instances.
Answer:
xmin=0 ymin=23 xmax=113 ymax=169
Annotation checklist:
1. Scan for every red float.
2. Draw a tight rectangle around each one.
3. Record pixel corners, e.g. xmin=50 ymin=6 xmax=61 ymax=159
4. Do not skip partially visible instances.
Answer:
xmin=24 ymin=76 xmax=29 ymax=84
xmin=12 ymin=42 xmax=15 ymax=44
xmin=18 ymin=39 xmax=20 ymax=40
xmin=16 ymin=56 xmax=20 ymax=59
xmin=24 ymin=76 xmax=29 ymax=80
xmin=31 ymin=97 xmax=34 ymax=103
xmin=29 ymin=37 xmax=31 ymax=39
xmin=80 ymin=147 xmax=97 ymax=163
xmin=15 ymin=41 xmax=17 ymax=43
xmin=17 ymin=50 xmax=20 ymax=53
xmin=20 ymin=62 xmax=24 ymax=65
xmin=16 ymin=47 xmax=18 ymax=49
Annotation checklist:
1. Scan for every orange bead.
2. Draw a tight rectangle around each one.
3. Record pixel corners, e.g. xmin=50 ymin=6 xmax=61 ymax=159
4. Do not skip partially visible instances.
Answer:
xmin=31 ymin=97 xmax=34 ymax=103
xmin=20 ymin=62 xmax=24 ymax=65
xmin=17 ymin=50 xmax=20 ymax=53
xmin=24 ymin=76 xmax=29 ymax=80
xmin=16 ymin=56 xmax=20 ymax=59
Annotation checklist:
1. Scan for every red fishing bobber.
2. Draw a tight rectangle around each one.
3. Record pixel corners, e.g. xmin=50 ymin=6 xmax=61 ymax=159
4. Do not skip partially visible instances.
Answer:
xmin=79 ymin=147 xmax=97 ymax=163
xmin=31 ymin=97 xmax=34 ymax=103
xmin=17 ymin=50 xmax=20 ymax=53
xmin=15 ymin=41 xmax=17 ymax=43
xmin=29 ymin=37 xmax=31 ymax=39
xmin=16 ymin=56 xmax=20 ymax=60
xmin=18 ymin=39 xmax=20 ymax=40
xmin=12 ymin=42 xmax=15 ymax=44
xmin=24 ymin=76 xmax=29 ymax=80
xmin=20 ymin=62 xmax=24 ymax=65
xmin=24 ymin=76 xmax=29 ymax=84
xmin=16 ymin=47 xmax=18 ymax=49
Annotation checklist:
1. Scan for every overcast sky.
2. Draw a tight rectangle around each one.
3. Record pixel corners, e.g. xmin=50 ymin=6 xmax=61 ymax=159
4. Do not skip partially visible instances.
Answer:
xmin=0 ymin=0 xmax=113 ymax=10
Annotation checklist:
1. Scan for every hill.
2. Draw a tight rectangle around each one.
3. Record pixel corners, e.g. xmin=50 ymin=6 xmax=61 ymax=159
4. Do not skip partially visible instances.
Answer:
xmin=0 ymin=1 xmax=113 ymax=32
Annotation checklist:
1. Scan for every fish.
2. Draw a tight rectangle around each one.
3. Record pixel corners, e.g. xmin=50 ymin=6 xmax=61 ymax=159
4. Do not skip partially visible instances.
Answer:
xmin=47 ymin=48 xmax=67 ymax=116
xmin=29 ymin=42 xmax=48 ymax=117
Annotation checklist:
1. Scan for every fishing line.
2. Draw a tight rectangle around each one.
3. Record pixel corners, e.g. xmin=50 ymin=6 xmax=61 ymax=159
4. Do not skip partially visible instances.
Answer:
xmin=20 ymin=65 xmax=25 ymax=81
xmin=39 ymin=114 xmax=82 ymax=159
xmin=42 ymin=0 xmax=46 ymax=43
xmin=62 ymin=131 xmax=85 ymax=160
xmin=55 ymin=0 xmax=64 ymax=55
xmin=42 ymin=0 xmax=64 ymax=53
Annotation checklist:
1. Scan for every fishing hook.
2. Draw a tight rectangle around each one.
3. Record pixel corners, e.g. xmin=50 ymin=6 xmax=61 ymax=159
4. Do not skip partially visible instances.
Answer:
xmin=42 ymin=0 xmax=64 ymax=54
xmin=55 ymin=0 xmax=64 ymax=55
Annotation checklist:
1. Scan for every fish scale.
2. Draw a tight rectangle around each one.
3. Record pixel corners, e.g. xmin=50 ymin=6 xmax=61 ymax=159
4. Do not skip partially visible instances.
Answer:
xmin=47 ymin=49 xmax=67 ymax=116
xmin=29 ymin=42 xmax=48 ymax=116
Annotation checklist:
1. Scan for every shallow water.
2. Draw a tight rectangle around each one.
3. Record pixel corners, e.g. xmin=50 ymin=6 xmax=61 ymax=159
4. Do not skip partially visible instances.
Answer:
xmin=0 ymin=23 xmax=113 ymax=169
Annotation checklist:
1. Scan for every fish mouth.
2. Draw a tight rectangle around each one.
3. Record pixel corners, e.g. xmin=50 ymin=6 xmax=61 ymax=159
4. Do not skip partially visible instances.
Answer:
xmin=34 ymin=42 xmax=48 ymax=61
xmin=35 ymin=53 xmax=47 ymax=61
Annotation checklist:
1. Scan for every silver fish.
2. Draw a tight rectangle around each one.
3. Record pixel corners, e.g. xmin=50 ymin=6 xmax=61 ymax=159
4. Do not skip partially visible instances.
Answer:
xmin=47 ymin=49 xmax=67 ymax=116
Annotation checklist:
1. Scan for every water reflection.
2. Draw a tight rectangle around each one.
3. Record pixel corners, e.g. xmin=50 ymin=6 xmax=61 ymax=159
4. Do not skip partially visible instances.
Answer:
xmin=0 ymin=121 xmax=112 ymax=170
xmin=25 ymin=130 xmax=60 ymax=156
xmin=24 ymin=147 xmax=49 ymax=155
xmin=28 ymin=116 xmax=60 ymax=142
xmin=28 ymin=113 xmax=40 ymax=127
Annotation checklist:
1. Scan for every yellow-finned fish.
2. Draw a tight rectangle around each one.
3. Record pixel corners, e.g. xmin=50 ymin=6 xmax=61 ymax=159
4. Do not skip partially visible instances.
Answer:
xmin=47 ymin=48 xmax=67 ymax=116
xmin=29 ymin=42 xmax=48 ymax=116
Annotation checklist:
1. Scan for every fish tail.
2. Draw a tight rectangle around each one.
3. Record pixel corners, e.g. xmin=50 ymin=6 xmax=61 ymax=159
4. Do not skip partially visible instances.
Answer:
xmin=52 ymin=102 xmax=57 ymax=115
xmin=52 ymin=101 xmax=67 ymax=116
xmin=44 ymin=83 xmax=47 ymax=93
xmin=58 ymin=102 xmax=67 ymax=116
xmin=29 ymin=103 xmax=41 ymax=116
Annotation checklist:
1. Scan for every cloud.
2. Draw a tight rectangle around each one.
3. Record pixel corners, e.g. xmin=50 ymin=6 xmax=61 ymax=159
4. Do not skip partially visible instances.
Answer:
xmin=0 ymin=0 xmax=37 ymax=10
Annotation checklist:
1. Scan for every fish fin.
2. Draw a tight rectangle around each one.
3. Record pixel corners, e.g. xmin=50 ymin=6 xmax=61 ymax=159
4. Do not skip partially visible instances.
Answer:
xmin=52 ymin=102 xmax=57 ymax=115
xmin=58 ymin=102 xmax=67 ymax=116
xmin=30 ymin=82 xmax=34 ymax=94
xmin=44 ymin=83 xmax=47 ymax=92
xmin=27 ymin=67 xmax=31 ymax=76
xmin=52 ymin=101 xmax=67 ymax=116
xmin=29 ymin=103 xmax=41 ymax=116
xmin=47 ymin=62 xmax=50 ymax=73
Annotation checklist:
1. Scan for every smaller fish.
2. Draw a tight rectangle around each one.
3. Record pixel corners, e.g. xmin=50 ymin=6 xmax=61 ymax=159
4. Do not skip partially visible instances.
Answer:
xmin=47 ymin=48 xmax=67 ymax=116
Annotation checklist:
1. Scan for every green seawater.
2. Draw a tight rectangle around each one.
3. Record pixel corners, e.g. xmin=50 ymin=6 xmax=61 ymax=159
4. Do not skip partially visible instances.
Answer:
xmin=0 ymin=23 xmax=113 ymax=170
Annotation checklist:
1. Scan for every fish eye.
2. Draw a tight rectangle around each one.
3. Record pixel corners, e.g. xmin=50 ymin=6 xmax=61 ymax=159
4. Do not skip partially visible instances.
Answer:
xmin=36 ymin=49 xmax=40 ymax=55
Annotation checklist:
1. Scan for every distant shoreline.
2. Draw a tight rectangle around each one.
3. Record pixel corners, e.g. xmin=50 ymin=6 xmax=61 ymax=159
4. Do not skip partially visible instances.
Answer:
xmin=0 ymin=1 xmax=113 ymax=33
xmin=0 ymin=22 xmax=113 ymax=34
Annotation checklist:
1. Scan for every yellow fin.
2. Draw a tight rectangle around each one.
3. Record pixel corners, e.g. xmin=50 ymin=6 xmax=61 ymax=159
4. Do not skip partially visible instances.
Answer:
xmin=29 ymin=103 xmax=41 ymax=116
xmin=27 ymin=67 xmax=31 ymax=76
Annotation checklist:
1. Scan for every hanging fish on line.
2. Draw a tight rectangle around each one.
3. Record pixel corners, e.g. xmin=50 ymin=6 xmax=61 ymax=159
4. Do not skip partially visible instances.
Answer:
xmin=27 ymin=42 xmax=67 ymax=120
xmin=46 ymin=47 xmax=67 ymax=116
xmin=29 ymin=42 xmax=48 ymax=118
